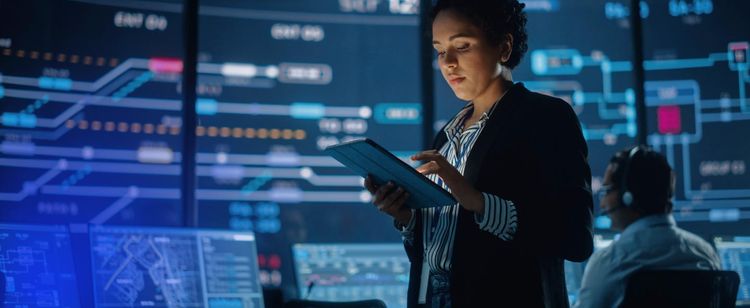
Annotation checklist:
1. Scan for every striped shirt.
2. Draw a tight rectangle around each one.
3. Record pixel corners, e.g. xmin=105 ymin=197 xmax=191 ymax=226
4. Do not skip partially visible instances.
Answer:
xmin=400 ymin=101 xmax=518 ymax=274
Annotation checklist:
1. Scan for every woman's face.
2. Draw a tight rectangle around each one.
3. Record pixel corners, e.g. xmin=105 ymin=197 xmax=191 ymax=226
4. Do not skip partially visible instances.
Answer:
xmin=432 ymin=9 xmax=504 ymax=103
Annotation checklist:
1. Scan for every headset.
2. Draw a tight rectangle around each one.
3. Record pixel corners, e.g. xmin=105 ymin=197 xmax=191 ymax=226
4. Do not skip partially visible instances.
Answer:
xmin=600 ymin=145 xmax=643 ymax=216
xmin=619 ymin=145 xmax=644 ymax=208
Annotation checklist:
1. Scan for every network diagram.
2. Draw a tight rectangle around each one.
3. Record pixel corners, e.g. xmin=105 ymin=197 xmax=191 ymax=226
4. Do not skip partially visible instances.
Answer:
xmin=522 ymin=0 xmax=749 ymax=221
xmin=0 ymin=225 xmax=80 ymax=307
xmin=0 ymin=1 xmax=421 ymax=226
xmin=0 ymin=0 xmax=421 ymax=290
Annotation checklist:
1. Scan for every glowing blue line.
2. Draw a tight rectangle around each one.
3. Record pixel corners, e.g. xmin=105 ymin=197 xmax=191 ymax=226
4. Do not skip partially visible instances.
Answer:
xmin=740 ymin=68 xmax=747 ymax=112
xmin=709 ymin=52 xmax=729 ymax=61
xmin=702 ymin=112 xmax=750 ymax=122
xmin=41 ymin=185 xmax=179 ymax=199
xmin=608 ymin=61 xmax=632 ymax=72
xmin=680 ymin=141 xmax=694 ymax=200
xmin=112 ymin=71 xmax=153 ymax=102
xmin=90 ymin=192 xmax=136 ymax=224
xmin=0 ymin=161 xmax=63 ymax=201
xmin=37 ymin=185 xmax=367 ymax=203
xmin=644 ymin=58 xmax=715 ymax=70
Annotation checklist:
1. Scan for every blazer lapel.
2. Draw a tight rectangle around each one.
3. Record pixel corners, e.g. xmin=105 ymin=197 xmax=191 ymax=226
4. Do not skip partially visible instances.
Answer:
xmin=463 ymin=83 xmax=527 ymax=185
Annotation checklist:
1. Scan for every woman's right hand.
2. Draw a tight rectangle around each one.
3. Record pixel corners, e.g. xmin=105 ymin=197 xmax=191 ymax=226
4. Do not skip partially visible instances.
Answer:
xmin=364 ymin=175 xmax=413 ymax=226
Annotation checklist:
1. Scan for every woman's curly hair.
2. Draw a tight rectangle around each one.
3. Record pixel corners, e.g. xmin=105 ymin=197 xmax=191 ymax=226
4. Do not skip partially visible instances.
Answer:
xmin=431 ymin=0 xmax=529 ymax=69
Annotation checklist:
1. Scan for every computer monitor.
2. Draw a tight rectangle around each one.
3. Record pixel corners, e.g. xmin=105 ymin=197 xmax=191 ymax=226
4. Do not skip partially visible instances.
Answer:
xmin=0 ymin=224 xmax=80 ymax=307
xmin=89 ymin=226 xmax=264 ymax=307
xmin=565 ymin=233 xmax=618 ymax=304
xmin=292 ymin=243 xmax=409 ymax=308
xmin=713 ymin=235 xmax=750 ymax=306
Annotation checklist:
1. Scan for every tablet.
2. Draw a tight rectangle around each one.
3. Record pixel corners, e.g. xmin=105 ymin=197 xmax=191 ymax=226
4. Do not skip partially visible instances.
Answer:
xmin=324 ymin=138 xmax=456 ymax=209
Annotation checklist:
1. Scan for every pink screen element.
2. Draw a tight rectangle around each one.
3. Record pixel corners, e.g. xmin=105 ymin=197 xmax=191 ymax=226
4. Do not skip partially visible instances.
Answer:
xmin=148 ymin=57 xmax=183 ymax=73
xmin=657 ymin=105 xmax=682 ymax=134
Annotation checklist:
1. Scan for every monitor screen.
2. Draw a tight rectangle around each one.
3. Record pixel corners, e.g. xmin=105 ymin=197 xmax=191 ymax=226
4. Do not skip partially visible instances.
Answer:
xmin=0 ymin=0 xmax=185 ymax=226
xmin=195 ymin=0 xmax=422 ymax=291
xmin=89 ymin=226 xmax=263 ymax=307
xmin=713 ymin=235 xmax=750 ymax=306
xmin=642 ymin=0 xmax=750 ymax=222
xmin=0 ymin=224 xmax=80 ymax=307
xmin=292 ymin=243 xmax=409 ymax=308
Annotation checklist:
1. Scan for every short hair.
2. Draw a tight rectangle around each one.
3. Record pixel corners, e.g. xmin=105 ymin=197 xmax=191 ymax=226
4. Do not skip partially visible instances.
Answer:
xmin=609 ymin=146 xmax=675 ymax=215
xmin=430 ymin=0 xmax=529 ymax=69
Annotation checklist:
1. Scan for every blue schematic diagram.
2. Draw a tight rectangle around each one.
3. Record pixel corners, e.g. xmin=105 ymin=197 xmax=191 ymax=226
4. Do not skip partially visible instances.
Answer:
xmin=0 ymin=224 xmax=80 ymax=307
xmin=0 ymin=0 xmax=422 ymax=293
xmin=642 ymin=0 xmax=750 ymax=222
xmin=435 ymin=0 xmax=750 ymax=224
xmin=89 ymin=226 xmax=264 ymax=307
xmin=0 ymin=0 xmax=185 ymax=225
xmin=195 ymin=0 xmax=421 ymax=291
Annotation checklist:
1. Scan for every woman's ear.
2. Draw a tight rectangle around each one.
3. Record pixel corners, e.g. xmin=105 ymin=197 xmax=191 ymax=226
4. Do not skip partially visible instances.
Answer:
xmin=499 ymin=33 xmax=514 ymax=64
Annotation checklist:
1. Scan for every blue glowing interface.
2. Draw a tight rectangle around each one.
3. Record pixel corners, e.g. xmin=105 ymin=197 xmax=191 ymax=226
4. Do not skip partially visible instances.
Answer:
xmin=714 ymin=236 xmax=750 ymax=306
xmin=642 ymin=0 xmax=750 ymax=222
xmin=0 ymin=224 xmax=80 ymax=307
xmin=195 ymin=0 xmax=421 ymax=290
xmin=0 ymin=0 xmax=184 ymax=225
xmin=89 ymin=226 xmax=264 ymax=307
xmin=292 ymin=243 xmax=409 ymax=308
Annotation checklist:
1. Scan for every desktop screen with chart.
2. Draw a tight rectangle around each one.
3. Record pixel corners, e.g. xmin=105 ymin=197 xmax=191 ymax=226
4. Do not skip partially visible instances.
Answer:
xmin=0 ymin=224 xmax=80 ymax=307
xmin=89 ymin=226 xmax=264 ymax=307
xmin=292 ymin=243 xmax=409 ymax=308
xmin=713 ymin=235 xmax=750 ymax=306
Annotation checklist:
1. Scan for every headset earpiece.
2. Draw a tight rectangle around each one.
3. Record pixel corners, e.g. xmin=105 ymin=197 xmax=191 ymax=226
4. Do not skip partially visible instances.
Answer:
xmin=619 ymin=146 xmax=643 ymax=209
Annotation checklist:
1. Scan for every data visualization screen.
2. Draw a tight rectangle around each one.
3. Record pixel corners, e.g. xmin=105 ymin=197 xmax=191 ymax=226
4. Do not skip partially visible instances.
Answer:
xmin=642 ymin=0 xmax=750 ymax=222
xmin=292 ymin=243 xmax=409 ymax=308
xmin=0 ymin=224 xmax=80 ymax=307
xmin=432 ymin=0 xmax=638 ymax=214
xmin=0 ymin=0 xmax=184 ymax=225
xmin=195 ymin=0 xmax=421 ymax=291
xmin=713 ymin=236 xmax=750 ymax=306
xmin=89 ymin=226 xmax=264 ymax=308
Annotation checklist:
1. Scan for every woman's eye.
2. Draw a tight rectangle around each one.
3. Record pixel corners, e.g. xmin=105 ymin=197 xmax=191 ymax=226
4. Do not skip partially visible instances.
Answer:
xmin=457 ymin=44 xmax=470 ymax=51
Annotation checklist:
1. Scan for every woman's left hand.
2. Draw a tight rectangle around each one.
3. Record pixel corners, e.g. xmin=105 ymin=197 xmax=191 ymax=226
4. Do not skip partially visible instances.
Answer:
xmin=412 ymin=150 xmax=485 ymax=214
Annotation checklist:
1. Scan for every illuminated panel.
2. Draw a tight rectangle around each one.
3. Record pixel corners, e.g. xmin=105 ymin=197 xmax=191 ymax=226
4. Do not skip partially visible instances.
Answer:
xmin=292 ymin=243 xmax=409 ymax=308
xmin=89 ymin=226 xmax=264 ymax=307
xmin=713 ymin=236 xmax=750 ymax=306
xmin=0 ymin=224 xmax=80 ymax=307
xmin=642 ymin=0 xmax=750 ymax=222
xmin=0 ymin=0 xmax=184 ymax=225
xmin=196 ymin=0 xmax=420 ymax=290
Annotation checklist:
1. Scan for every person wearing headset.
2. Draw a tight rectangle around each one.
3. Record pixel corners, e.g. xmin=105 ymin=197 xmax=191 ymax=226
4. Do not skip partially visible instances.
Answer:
xmin=574 ymin=145 xmax=721 ymax=308
xmin=365 ymin=0 xmax=594 ymax=306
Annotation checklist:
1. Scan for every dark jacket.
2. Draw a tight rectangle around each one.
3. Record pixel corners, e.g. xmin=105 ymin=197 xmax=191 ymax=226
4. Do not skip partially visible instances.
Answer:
xmin=405 ymin=83 xmax=594 ymax=307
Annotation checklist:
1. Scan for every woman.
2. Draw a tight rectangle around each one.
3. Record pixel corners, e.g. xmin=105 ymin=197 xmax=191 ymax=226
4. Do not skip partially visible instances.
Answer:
xmin=365 ymin=0 xmax=593 ymax=306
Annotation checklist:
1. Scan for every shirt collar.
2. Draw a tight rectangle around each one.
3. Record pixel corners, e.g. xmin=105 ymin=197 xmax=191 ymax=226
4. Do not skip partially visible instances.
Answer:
xmin=621 ymin=214 xmax=676 ymax=238
xmin=442 ymin=103 xmax=473 ymax=139
xmin=442 ymin=102 xmax=494 ymax=139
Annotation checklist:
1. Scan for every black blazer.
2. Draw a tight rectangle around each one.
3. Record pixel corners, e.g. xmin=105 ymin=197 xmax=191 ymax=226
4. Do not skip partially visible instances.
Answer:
xmin=404 ymin=83 xmax=594 ymax=307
